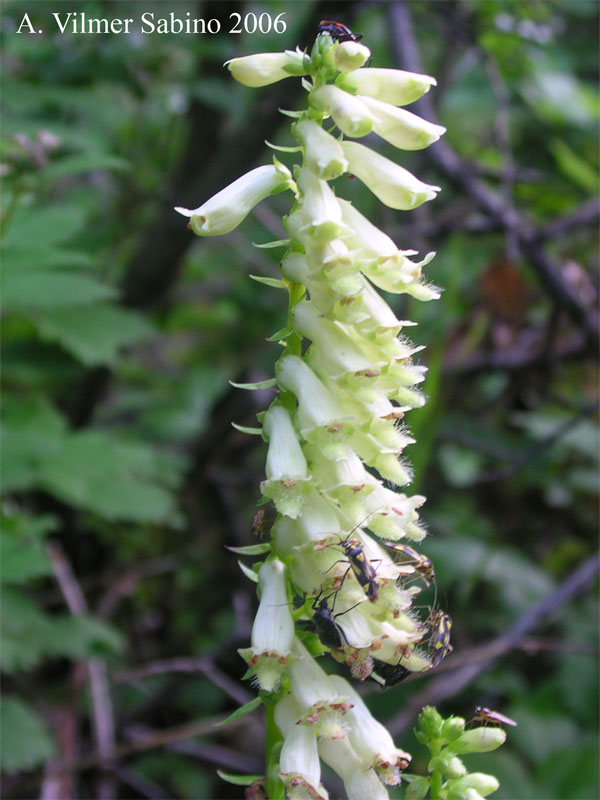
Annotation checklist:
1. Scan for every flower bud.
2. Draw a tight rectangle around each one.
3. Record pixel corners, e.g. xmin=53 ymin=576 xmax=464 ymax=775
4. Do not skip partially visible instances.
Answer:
xmin=294 ymin=120 xmax=348 ymax=180
xmin=429 ymin=754 xmax=466 ymax=779
xmin=404 ymin=775 xmax=430 ymax=800
xmin=360 ymin=95 xmax=446 ymax=150
xmin=447 ymin=773 xmax=500 ymax=799
xmin=240 ymin=559 xmax=294 ymax=692
xmin=326 ymin=41 xmax=372 ymax=72
xmin=226 ymin=49 xmax=306 ymax=87
xmin=418 ymin=706 xmax=444 ymax=739
xmin=336 ymin=68 xmax=437 ymax=106
xmin=297 ymin=167 xmax=348 ymax=242
xmin=441 ymin=715 xmax=466 ymax=742
xmin=175 ymin=162 xmax=292 ymax=236
xmin=342 ymin=141 xmax=441 ymax=210
xmin=449 ymin=727 xmax=507 ymax=755
xmin=310 ymin=85 xmax=373 ymax=138
xmin=261 ymin=405 xmax=312 ymax=519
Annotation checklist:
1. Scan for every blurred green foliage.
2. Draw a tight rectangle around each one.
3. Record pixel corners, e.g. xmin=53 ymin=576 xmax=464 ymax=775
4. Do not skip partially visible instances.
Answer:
xmin=1 ymin=0 xmax=598 ymax=798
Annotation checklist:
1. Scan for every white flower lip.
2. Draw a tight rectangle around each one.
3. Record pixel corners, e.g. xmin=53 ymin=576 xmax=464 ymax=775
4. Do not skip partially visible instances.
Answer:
xmin=175 ymin=163 xmax=291 ymax=236
xmin=360 ymin=95 xmax=446 ymax=150
xmin=226 ymin=50 xmax=306 ymax=87
xmin=310 ymin=85 xmax=374 ymax=138
xmin=342 ymin=141 xmax=441 ymax=210
xmin=337 ymin=67 xmax=437 ymax=106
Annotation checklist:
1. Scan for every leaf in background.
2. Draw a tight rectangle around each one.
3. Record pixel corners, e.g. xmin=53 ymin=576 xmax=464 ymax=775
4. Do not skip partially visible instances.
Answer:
xmin=1 ymin=204 xmax=88 ymax=250
xmin=32 ymin=305 xmax=153 ymax=366
xmin=39 ymin=152 xmax=130 ymax=180
xmin=550 ymin=138 xmax=598 ymax=193
xmin=0 ymin=511 xmax=57 ymax=585
xmin=0 ymin=587 xmax=122 ymax=673
xmin=1 ymin=271 xmax=116 ymax=311
xmin=1 ymin=397 xmax=66 ymax=491
xmin=37 ymin=432 xmax=177 ymax=523
xmin=0 ymin=696 xmax=55 ymax=773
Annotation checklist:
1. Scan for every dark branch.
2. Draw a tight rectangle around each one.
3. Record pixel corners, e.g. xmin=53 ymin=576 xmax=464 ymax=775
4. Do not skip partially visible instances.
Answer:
xmin=389 ymin=1 xmax=600 ymax=355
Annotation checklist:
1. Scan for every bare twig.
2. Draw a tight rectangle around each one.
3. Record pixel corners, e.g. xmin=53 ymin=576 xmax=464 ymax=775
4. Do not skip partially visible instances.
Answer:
xmin=475 ymin=400 xmax=599 ymax=483
xmin=443 ymin=333 xmax=588 ymax=377
xmin=387 ymin=550 xmax=600 ymax=737
xmin=46 ymin=543 xmax=117 ymax=800
xmin=537 ymin=197 xmax=600 ymax=241
xmin=113 ymin=656 xmax=253 ymax=706
xmin=124 ymin=724 xmax=263 ymax=774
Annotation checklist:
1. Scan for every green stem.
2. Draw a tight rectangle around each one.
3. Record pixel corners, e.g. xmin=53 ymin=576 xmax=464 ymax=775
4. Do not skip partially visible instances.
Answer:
xmin=264 ymin=700 xmax=285 ymax=800
xmin=429 ymin=739 xmax=443 ymax=800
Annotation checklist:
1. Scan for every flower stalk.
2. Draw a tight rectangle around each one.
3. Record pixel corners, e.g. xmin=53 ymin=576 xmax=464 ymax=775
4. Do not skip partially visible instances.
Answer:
xmin=178 ymin=24 xmax=510 ymax=800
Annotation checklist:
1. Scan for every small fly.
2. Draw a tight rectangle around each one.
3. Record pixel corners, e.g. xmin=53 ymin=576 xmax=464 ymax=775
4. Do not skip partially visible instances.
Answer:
xmin=318 ymin=20 xmax=363 ymax=43
xmin=473 ymin=706 xmax=517 ymax=727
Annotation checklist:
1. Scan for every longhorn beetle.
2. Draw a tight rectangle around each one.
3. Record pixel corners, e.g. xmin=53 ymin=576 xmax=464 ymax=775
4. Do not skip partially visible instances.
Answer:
xmin=428 ymin=609 xmax=453 ymax=668
xmin=310 ymin=590 xmax=362 ymax=650
xmin=319 ymin=530 xmax=380 ymax=602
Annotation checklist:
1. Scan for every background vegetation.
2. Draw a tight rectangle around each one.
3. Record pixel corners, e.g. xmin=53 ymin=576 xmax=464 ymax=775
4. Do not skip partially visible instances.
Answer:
xmin=1 ymin=1 xmax=598 ymax=798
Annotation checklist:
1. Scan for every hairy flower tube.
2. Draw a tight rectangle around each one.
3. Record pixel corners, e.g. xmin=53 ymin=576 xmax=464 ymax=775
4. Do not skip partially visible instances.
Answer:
xmin=178 ymin=26 xmax=458 ymax=800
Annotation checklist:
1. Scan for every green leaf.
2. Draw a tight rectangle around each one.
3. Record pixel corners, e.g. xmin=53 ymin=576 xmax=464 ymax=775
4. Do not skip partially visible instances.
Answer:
xmin=0 ymin=587 xmax=123 ymax=673
xmin=231 ymin=423 xmax=262 ymax=435
xmin=0 ymin=696 xmax=55 ymax=773
xmin=216 ymin=770 xmax=264 ymax=787
xmin=31 ymin=305 xmax=154 ymax=366
xmin=39 ymin=153 xmax=130 ymax=180
xmin=37 ymin=432 xmax=177 ymax=523
xmin=215 ymin=696 xmax=263 ymax=728
xmin=249 ymin=275 xmax=286 ymax=289
xmin=550 ymin=139 xmax=598 ymax=193
xmin=0 ymin=397 xmax=66 ymax=492
xmin=238 ymin=560 xmax=259 ymax=583
xmin=0 ymin=512 xmax=56 ymax=584
xmin=2 ymin=271 xmax=116 ymax=311
xmin=229 ymin=378 xmax=277 ymax=391
xmin=2 ymin=204 xmax=87 ymax=250
xmin=226 ymin=543 xmax=272 ymax=555
xmin=266 ymin=327 xmax=292 ymax=342
xmin=252 ymin=239 xmax=290 ymax=249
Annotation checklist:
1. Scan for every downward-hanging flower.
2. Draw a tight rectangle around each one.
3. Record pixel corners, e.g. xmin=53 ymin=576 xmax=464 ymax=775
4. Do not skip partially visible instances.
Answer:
xmin=175 ymin=160 xmax=292 ymax=235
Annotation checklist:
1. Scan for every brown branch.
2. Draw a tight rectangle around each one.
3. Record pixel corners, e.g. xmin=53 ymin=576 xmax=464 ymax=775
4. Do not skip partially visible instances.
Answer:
xmin=537 ymin=197 xmax=600 ymax=241
xmin=124 ymin=724 xmax=263 ymax=775
xmin=43 ymin=714 xmax=252 ymax=777
xmin=386 ymin=550 xmax=600 ymax=737
xmin=474 ymin=400 xmax=598 ymax=483
xmin=113 ymin=656 xmax=254 ymax=706
xmin=443 ymin=333 xmax=588 ymax=377
xmin=46 ymin=543 xmax=117 ymax=800
xmin=389 ymin=1 xmax=600 ymax=355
